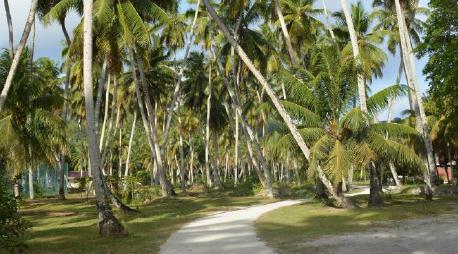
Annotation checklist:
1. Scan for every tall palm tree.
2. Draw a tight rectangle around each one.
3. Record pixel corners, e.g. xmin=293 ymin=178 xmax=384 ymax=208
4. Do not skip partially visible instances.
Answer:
xmin=393 ymin=0 xmax=435 ymax=198
xmin=0 ymin=0 xmax=39 ymax=112
xmin=82 ymin=0 xmax=126 ymax=236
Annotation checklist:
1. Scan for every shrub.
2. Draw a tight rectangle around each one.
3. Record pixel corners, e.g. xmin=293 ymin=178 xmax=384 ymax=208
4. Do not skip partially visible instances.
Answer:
xmin=0 ymin=178 xmax=30 ymax=252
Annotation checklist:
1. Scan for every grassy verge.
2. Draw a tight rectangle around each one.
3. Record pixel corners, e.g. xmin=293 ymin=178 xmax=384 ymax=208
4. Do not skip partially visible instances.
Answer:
xmin=256 ymin=194 xmax=458 ymax=254
xmin=20 ymin=192 xmax=274 ymax=254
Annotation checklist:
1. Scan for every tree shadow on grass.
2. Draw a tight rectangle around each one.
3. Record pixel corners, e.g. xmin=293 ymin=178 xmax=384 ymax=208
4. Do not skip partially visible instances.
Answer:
xmin=22 ymin=195 xmax=271 ymax=253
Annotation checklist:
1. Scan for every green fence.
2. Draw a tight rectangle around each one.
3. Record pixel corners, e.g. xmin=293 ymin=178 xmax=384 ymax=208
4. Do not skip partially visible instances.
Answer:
xmin=21 ymin=164 xmax=68 ymax=197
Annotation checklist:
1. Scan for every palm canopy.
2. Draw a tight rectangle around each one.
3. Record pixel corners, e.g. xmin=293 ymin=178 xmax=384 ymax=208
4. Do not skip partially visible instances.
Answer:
xmin=372 ymin=0 xmax=427 ymax=54
xmin=333 ymin=1 xmax=387 ymax=81
xmin=263 ymin=44 xmax=419 ymax=184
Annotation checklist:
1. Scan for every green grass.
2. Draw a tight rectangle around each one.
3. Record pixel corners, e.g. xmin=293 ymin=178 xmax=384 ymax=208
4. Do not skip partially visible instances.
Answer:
xmin=20 ymin=192 xmax=274 ymax=254
xmin=256 ymin=194 xmax=458 ymax=254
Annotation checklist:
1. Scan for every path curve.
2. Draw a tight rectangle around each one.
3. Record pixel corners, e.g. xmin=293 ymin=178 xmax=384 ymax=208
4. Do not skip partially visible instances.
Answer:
xmin=160 ymin=200 xmax=304 ymax=254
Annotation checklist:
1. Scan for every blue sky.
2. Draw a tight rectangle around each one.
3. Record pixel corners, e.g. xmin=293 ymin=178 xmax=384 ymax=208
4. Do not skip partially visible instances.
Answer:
xmin=0 ymin=0 xmax=430 ymax=119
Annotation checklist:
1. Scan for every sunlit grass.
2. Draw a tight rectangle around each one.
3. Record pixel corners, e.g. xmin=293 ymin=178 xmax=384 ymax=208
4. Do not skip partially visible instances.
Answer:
xmin=255 ymin=194 xmax=458 ymax=254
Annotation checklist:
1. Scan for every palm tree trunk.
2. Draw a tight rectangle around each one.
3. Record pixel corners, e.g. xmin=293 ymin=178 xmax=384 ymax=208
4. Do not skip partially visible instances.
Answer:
xmin=341 ymin=0 xmax=381 ymax=206
xmin=189 ymin=141 xmax=194 ymax=184
xmin=94 ymin=61 xmax=108 ymax=134
xmin=28 ymin=168 xmax=34 ymax=199
xmin=212 ymin=129 xmax=223 ymax=189
xmin=117 ymin=119 xmax=122 ymax=178
xmin=0 ymin=0 xmax=38 ymax=112
xmin=124 ymin=112 xmax=137 ymax=177
xmin=82 ymin=0 xmax=126 ymax=236
xmin=4 ymin=0 xmax=13 ymax=58
xmin=347 ymin=166 xmax=354 ymax=190
xmin=178 ymin=117 xmax=186 ymax=191
xmin=134 ymin=50 xmax=173 ymax=197
xmin=203 ymin=0 xmax=346 ymax=204
xmin=28 ymin=155 xmax=34 ymax=200
xmin=394 ymin=0 xmax=435 ymax=199
xmin=100 ymin=78 xmax=117 ymax=171
xmin=58 ymin=17 xmax=71 ymax=201
xmin=205 ymin=62 xmax=213 ymax=187
xmin=99 ymin=75 xmax=111 ymax=151
xmin=234 ymin=112 xmax=239 ymax=186
xmin=224 ymin=153 xmax=229 ymax=182
xmin=274 ymin=0 xmax=299 ymax=65
xmin=369 ymin=163 xmax=383 ymax=207
xmin=339 ymin=0 xmax=367 ymax=113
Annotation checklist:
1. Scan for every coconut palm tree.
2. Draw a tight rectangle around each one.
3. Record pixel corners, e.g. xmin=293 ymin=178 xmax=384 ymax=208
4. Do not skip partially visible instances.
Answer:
xmin=82 ymin=0 xmax=126 ymax=236
xmin=273 ymin=44 xmax=423 ymax=206
xmin=372 ymin=0 xmax=435 ymax=197
xmin=392 ymin=0 xmax=435 ymax=198
xmin=0 ymin=0 xmax=39 ymax=112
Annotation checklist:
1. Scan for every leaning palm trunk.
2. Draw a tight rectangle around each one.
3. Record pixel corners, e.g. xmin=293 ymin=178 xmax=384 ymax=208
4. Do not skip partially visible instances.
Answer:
xmin=4 ymin=0 xmax=13 ymax=58
xmin=99 ymin=75 xmax=112 ymax=151
xmin=394 ymin=0 xmax=434 ymax=199
xmin=214 ymin=49 xmax=273 ymax=197
xmin=83 ymin=0 xmax=126 ymax=236
xmin=94 ymin=61 xmax=108 ymax=134
xmin=100 ymin=78 xmax=118 ymax=172
xmin=203 ymin=0 xmax=349 ymax=205
xmin=339 ymin=0 xmax=367 ymax=113
xmin=0 ymin=0 xmax=38 ymax=112
xmin=132 ymin=49 xmax=173 ymax=197
xmin=274 ymin=0 xmax=299 ymax=65
xmin=162 ymin=0 xmax=201 ymax=146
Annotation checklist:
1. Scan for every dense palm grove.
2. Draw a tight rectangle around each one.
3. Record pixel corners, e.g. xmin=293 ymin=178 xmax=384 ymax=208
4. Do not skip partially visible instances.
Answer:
xmin=0 ymin=0 xmax=456 ymax=245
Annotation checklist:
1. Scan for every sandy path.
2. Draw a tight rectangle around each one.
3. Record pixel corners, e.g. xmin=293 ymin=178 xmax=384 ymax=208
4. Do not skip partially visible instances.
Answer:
xmin=160 ymin=200 xmax=304 ymax=254
xmin=298 ymin=215 xmax=458 ymax=254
